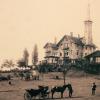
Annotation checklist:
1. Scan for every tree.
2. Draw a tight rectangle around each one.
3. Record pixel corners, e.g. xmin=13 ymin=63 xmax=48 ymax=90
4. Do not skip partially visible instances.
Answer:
xmin=32 ymin=44 xmax=38 ymax=65
xmin=23 ymin=48 xmax=29 ymax=67
xmin=62 ymin=63 xmax=71 ymax=85
xmin=38 ymin=63 xmax=48 ymax=80
xmin=17 ymin=59 xmax=26 ymax=67
xmin=1 ymin=59 xmax=15 ymax=70
xmin=63 ymin=69 xmax=67 ymax=85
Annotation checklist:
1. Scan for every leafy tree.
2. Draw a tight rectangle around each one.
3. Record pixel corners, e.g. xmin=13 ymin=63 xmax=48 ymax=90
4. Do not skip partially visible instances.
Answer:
xmin=17 ymin=59 xmax=26 ymax=67
xmin=1 ymin=59 xmax=15 ymax=70
xmin=37 ymin=63 xmax=48 ymax=80
xmin=23 ymin=48 xmax=29 ymax=67
xmin=75 ymin=58 xmax=89 ymax=71
xmin=32 ymin=44 xmax=38 ymax=65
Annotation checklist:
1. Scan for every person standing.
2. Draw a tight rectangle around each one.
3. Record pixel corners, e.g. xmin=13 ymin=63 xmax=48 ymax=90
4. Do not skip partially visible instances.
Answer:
xmin=92 ymin=83 xmax=96 ymax=95
xmin=8 ymin=81 xmax=12 ymax=85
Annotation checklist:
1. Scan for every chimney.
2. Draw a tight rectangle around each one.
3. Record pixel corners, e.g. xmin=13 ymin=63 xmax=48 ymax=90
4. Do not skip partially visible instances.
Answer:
xmin=70 ymin=32 xmax=73 ymax=37
xmin=78 ymin=34 xmax=80 ymax=38
xmin=54 ymin=37 xmax=57 ymax=44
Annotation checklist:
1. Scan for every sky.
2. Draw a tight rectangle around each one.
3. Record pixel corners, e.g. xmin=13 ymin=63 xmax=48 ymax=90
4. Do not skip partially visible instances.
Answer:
xmin=0 ymin=0 xmax=100 ymax=64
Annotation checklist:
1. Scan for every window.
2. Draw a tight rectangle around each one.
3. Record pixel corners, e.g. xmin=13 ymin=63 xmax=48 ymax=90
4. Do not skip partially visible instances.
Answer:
xmin=77 ymin=50 xmax=79 ymax=55
xmin=64 ymin=43 xmax=68 ymax=48
xmin=52 ymin=59 xmax=53 ymax=63
xmin=96 ymin=57 xmax=100 ymax=63
xmin=71 ymin=60 xmax=75 ymax=64
xmin=60 ymin=53 xmax=62 ymax=56
xmin=65 ymin=52 xmax=68 ymax=56
xmin=53 ymin=52 xmax=56 ymax=56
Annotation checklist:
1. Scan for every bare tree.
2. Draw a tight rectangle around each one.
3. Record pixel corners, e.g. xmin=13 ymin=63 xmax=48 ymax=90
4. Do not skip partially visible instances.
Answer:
xmin=23 ymin=48 xmax=29 ymax=67
xmin=62 ymin=63 xmax=71 ymax=85
xmin=62 ymin=69 xmax=67 ymax=85
xmin=32 ymin=44 xmax=38 ymax=65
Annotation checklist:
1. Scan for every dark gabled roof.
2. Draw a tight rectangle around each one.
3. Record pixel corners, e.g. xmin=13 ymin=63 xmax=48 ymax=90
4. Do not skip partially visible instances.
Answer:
xmin=57 ymin=35 xmax=84 ymax=46
xmin=73 ymin=37 xmax=84 ymax=45
xmin=44 ymin=35 xmax=96 ymax=49
xmin=85 ymin=44 xmax=97 ymax=48
xmin=85 ymin=50 xmax=100 ymax=58
xmin=44 ymin=43 xmax=58 ymax=49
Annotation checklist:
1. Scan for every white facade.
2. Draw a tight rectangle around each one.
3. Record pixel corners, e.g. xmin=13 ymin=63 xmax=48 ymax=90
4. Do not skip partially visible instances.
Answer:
xmin=44 ymin=34 xmax=96 ymax=64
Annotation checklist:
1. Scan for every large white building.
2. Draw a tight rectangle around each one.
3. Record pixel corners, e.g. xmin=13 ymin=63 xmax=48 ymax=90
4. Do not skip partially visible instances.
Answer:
xmin=44 ymin=3 xmax=96 ymax=65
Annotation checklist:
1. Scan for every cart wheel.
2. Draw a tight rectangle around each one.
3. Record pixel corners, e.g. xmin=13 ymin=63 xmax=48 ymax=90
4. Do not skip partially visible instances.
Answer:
xmin=24 ymin=92 xmax=32 ymax=100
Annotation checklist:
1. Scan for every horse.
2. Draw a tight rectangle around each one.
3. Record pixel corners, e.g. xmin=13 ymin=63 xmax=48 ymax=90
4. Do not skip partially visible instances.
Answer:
xmin=51 ymin=84 xmax=68 ymax=99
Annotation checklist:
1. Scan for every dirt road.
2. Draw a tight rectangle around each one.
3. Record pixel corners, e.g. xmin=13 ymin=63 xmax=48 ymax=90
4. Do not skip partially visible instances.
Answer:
xmin=0 ymin=73 xmax=100 ymax=100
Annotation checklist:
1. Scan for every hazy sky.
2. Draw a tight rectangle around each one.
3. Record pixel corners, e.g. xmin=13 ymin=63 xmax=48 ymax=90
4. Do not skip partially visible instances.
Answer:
xmin=0 ymin=0 xmax=100 ymax=64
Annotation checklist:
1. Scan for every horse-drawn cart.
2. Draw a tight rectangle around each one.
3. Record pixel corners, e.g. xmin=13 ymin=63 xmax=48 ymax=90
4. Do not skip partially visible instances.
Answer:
xmin=24 ymin=86 xmax=50 ymax=100
xmin=24 ymin=84 xmax=73 ymax=100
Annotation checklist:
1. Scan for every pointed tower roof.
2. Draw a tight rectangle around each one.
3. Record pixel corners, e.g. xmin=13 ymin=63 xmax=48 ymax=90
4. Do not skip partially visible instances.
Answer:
xmin=86 ymin=0 xmax=92 ymax=21
xmin=87 ymin=0 xmax=91 ymax=20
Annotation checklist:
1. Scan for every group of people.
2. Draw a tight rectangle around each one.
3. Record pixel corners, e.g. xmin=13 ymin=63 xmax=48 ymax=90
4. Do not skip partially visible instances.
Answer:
xmin=66 ymin=82 xmax=97 ymax=98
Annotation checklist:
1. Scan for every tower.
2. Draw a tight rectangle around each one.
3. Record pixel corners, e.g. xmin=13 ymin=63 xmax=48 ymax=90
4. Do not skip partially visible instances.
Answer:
xmin=84 ymin=1 xmax=93 ymax=44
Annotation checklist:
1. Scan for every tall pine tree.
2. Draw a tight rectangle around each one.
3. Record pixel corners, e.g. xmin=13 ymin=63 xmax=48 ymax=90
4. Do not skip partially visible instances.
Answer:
xmin=23 ymin=48 xmax=29 ymax=67
xmin=32 ymin=44 xmax=38 ymax=65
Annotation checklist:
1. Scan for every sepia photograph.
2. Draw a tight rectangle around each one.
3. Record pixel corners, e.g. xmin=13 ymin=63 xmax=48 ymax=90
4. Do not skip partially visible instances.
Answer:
xmin=0 ymin=0 xmax=100 ymax=100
